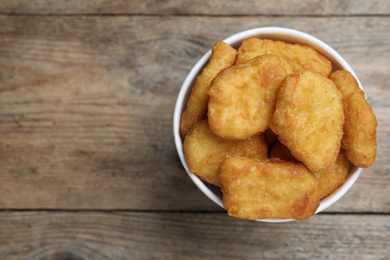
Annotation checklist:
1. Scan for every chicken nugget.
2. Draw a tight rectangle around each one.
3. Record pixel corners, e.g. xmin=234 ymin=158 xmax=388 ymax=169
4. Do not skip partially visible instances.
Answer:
xmin=330 ymin=70 xmax=377 ymax=168
xmin=270 ymin=143 xmax=350 ymax=199
xmin=273 ymin=145 xmax=350 ymax=199
xmin=218 ymin=156 xmax=320 ymax=220
xmin=180 ymin=41 xmax=237 ymax=137
xmin=313 ymin=150 xmax=350 ymax=199
xmin=207 ymin=55 xmax=294 ymax=140
xmin=270 ymin=70 xmax=344 ymax=172
xmin=183 ymin=120 xmax=268 ymax=187
xmin=236 ymin=38 xmax=332 ymax=77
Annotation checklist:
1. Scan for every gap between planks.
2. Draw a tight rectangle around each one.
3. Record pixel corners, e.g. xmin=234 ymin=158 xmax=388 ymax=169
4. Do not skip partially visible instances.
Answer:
xmin=0 ymin=12 xmax=390 ymax=18
xmin=0 ymin=209 xmax=387 ymax=216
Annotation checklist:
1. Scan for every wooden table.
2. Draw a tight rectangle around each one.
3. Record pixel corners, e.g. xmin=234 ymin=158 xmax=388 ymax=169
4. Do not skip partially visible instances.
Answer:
xmin=0 ymin=1 xmax=389 ymax=259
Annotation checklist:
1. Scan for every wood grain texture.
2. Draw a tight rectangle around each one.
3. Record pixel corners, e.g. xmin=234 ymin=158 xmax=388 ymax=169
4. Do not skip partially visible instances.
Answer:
xmin=0 ymin=0 xmax=390 ymax=15
xmin=0 ymin=15 xmax=389 ymax=212
xmin=0 ymin=2 xmax=389 ymax=259
xmin=0 ymin=211 xmax=389 ymax=260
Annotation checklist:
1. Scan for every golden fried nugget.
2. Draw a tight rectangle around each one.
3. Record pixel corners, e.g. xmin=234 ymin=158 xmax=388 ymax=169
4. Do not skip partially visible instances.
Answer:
xmin=269 ymin=142 xmax=299 ymax=163
xmin=236 ymin=38 xmax=332 ymax=77
xmin=183 ymin=120 xmax=268 ymax=187
xmin=313 ymin=150 xmax=350 ymax=199
xmin=180 ymin=41 xmax=237 ymax=137
xmin=270 ymin=70 xmax=344 ymax=173
xmin=330 ymin=70 xmax=377 ymax=168
xmin=218 ymin=156 xmax=320 ymax=220
xmin=270 ymin=143 xmax=350 ymax=199
xmin=207 ymin=55 xmax=294 ymax=140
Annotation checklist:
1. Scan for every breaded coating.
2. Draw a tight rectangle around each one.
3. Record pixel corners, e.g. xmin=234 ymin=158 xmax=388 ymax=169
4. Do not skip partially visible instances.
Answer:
xmin=330 ymin=70 xmax=377 ymax=168
xmin=313 ymin=150 xmax=350 ymax=199
xmin=218 ymin=156 xmax=320 ymax=220
xmin=207 ymin=55 xmax=294 ymax=140
xmin=180 ymin=41 xmax=237 ymax=137
xmin=270 ymin=70 xmax=344 ymax=173
xmin=183 ymin=120 xmax=268 ymax=187
xmin=236 ymin=38 xmax=332 ymax=77
xmin=270 ymin=142 xmax=350 ymax=199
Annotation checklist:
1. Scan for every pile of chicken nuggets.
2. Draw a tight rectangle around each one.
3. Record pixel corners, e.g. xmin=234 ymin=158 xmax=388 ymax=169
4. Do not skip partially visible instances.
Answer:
xmin=180 ymin=38 xmax=377 ymax=220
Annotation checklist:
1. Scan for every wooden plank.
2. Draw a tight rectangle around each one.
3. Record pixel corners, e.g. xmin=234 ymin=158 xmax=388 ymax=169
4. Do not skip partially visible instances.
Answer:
xmin=0 ymin=15 xmax=388 ymax=211
xmin=0 ymin=211 xmax=389 ymax=259
xmin=0 ymin=0 xmax=390 ymax=15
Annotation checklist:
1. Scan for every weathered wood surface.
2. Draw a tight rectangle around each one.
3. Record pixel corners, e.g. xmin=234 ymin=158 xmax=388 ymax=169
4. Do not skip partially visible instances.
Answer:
xmin=0 ymin=212 xmax=389 ymax=260
xmin=0 ymin=0 xmax=389 ymax=15
xmin=0 ymin=15 xmax=389 ymax=212
xmin=0 ymin=1 xmax=389 ymax=259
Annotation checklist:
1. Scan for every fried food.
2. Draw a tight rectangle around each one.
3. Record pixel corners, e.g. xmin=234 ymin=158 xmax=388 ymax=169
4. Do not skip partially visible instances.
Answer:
xmin=270 ymin=142 xmax=350 ymax=199
xmin=180 ymin=37 xmax=376 ymax=221
xmin=207 ymin=55 xmax=294 ymax=140
xmin=183 ymin=120 xmax=268 ymax=187
xmin=218 ymin=156 xmax=320 ymax=220
xmin=270 ymin=70 xmax=344 ymax=172
xmin=330 ymin=70 xmax=377 ymax=168
xmin=180 ymin=41 xmax=237 ymax=137
xmin=313 ymin=150 xmax=350 ymax=199
xmin=236 ymin=38 xmax=332 ymax=77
